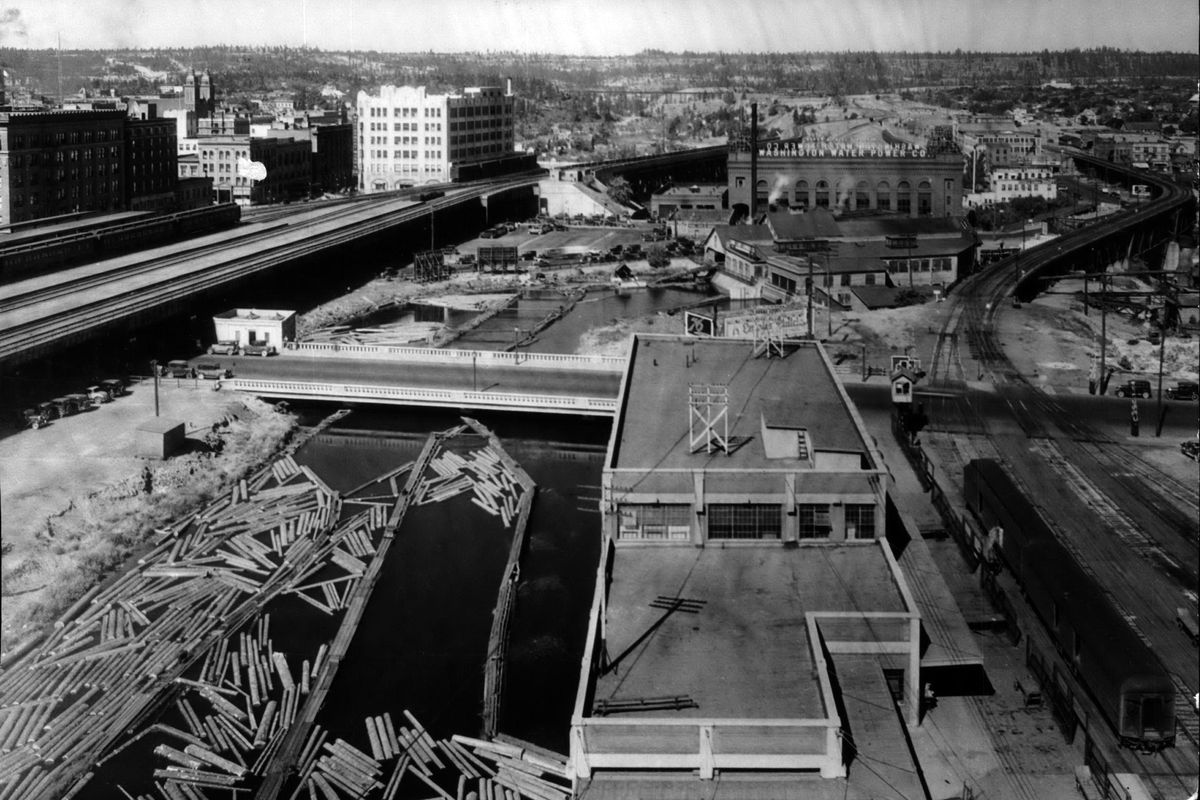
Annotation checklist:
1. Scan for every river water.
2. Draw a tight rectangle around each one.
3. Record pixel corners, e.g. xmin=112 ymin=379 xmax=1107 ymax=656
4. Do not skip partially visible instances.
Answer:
xmin=294 ymin=406 xmax=607 ymax=754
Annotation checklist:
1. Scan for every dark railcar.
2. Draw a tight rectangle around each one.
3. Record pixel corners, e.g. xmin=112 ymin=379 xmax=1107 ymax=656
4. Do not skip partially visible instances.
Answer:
xmin=963 ymin=458 xmax=1175 ymax=751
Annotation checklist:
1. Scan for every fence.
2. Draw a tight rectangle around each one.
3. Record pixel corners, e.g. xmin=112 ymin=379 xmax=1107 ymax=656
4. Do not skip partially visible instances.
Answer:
xmin=1026 ymin=641 xmax=1078 ymax=743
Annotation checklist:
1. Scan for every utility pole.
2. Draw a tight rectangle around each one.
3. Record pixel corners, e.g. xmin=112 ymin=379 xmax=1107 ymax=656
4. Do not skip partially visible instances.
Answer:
xmin=807 ymin=256 xmax=814 ymax=338
xmin=1099 ymin=272 xmax=1108 ymax=394
xmin=1155 ymin=325 xmax=1166 ymax=436
xmin=150 ymin=360 xmax=160 ymax=417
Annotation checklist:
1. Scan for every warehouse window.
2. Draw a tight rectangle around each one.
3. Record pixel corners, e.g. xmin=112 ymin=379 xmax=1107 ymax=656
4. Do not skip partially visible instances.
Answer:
xmin=845 ymin=505 xmax=876 ymax=539
xmin=617 ymin=504 xmax=691 ymax=541
xmin=707 ymin=504 xmax=781 ymax=540
xmin=798 ymin=504 xmax=832 ymax=539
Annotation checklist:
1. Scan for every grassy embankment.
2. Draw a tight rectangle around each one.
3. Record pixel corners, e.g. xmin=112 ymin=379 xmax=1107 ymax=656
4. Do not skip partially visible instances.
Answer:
xmin=0 ymin=398 xmax=296 ymax=656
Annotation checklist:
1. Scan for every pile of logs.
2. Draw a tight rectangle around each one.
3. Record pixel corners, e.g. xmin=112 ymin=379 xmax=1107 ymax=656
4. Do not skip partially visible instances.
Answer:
xmin=0 ymin=453 xmax=402 ymax=800
xmin=414 ymin=444 xmax=525 ymax=528
xmin=287 ymin=711 xmax=572 ymax=800
xmin=302 ymin=320 xmax=442 ymax=348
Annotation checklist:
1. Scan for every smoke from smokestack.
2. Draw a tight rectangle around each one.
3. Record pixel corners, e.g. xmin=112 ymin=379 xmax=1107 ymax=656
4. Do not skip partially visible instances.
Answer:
xmin=767 ymin=174 xmax=792 ymax=205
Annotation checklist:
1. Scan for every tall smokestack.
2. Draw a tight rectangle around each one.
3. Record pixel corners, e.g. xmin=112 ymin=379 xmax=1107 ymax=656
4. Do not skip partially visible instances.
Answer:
xmin=750 ymin=102 xmax=758 ymax=221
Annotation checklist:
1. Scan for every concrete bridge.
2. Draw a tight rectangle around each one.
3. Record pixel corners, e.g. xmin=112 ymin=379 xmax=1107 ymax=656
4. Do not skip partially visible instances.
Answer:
xmin=224 ymin=345 xmax=624 ymax=416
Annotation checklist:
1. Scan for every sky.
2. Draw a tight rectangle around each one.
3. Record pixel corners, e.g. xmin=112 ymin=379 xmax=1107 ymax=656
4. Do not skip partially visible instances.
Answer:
xmin=1 ymin=0 xmax=1197 ymax=53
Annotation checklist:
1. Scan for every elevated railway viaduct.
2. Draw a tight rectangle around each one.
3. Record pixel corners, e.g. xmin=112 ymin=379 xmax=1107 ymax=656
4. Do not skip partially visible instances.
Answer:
xmin=1011 ymin=150 xmax=1196 ymax=301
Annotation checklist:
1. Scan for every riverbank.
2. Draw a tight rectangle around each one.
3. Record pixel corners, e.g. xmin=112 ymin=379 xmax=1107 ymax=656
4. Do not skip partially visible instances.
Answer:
xmin=0 ymin=384 xmax=296 ymax=657
xmin=296 ymin=257 xmax=694 ymax=340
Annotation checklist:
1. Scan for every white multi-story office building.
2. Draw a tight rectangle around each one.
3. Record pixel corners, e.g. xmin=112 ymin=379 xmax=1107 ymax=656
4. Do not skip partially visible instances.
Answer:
xmin=356 ymin=83 xmax=514 ymax=191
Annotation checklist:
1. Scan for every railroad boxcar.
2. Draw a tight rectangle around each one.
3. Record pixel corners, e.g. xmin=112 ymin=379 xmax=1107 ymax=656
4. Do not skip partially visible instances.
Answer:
xmin=963 ymin=458 xmax=1175 ymax=751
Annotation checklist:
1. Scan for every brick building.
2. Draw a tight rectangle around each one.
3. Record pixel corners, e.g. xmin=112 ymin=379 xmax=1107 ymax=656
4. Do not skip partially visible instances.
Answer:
xmin=727 ymin=138 xmax=965 ymax=219
xmin=125 ymin=116 xmax=179 ymax=211
xmin=0 ymin=110 xmax=127 ymax=225
xmin=197 ymin=136 xmax=310 ymax=205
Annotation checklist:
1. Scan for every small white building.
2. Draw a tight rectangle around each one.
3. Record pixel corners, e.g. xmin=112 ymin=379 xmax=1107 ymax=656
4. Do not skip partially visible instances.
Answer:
xmin=213 ymin=308 xmax=297 ymax=349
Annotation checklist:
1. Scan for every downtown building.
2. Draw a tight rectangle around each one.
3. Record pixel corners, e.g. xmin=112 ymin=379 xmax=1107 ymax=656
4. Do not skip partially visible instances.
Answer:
xmin=356 ymin=83 xmax=515 ymax=191
xmin=0 ymin=110 xmax=130 ymax=226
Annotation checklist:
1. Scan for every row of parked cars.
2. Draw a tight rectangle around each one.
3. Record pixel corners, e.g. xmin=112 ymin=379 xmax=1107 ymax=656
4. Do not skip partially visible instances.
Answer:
xmin=20 ymin=378 xmax=128 ymax=430
xmin=160 ymin=360 xmax=234 ymax=381
xmin=1112 ymin=378 xmax=1199 ymax=400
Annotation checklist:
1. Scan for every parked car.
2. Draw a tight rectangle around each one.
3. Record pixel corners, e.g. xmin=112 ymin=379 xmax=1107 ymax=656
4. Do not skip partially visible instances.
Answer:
xmin=197 ymin=361 xmax=233 ymax=380
xmin=479 ymin=228 xmax=500 ymax=239
xmin=209 ymin=340 xmax=240 ymax=356
xmin=1181 ymin=438 xmax=1200 ymax=462
xmin=86 ymin=385 xmax=113 ymax=404
xmin=37 ymin=400 xmax=60 ymax=420
xmin=101 ymin=378 xmax=127 ymax=397
xmin=1165 ymin=381 xmax=1199 ymax=401
xmin=1114 ymin=379 xmax=1152 ymax=398
xmin=20 ymin=408 xmax=48 ymax=429
xmin=164 ymin=360 xmax=192 ymax=378
xmin=242 ymin=341 xmax=276 ymax=357
xmin=50 ymin=396 xmax=81 ymax=417
xmin=65 ymin=392 xmax=94 ymax=411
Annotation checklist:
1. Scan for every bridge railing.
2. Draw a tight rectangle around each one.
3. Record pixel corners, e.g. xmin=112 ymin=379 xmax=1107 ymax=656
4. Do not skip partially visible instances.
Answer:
xmin=226 ymin=378 xmax=618 ymax=416
xmin=287 ymin=342 xmax=627 ymax=372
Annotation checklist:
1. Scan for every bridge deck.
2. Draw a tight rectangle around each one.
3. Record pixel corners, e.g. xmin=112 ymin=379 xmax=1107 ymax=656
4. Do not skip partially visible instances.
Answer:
xmin=223 ymin=351 xmax=623 ymax=415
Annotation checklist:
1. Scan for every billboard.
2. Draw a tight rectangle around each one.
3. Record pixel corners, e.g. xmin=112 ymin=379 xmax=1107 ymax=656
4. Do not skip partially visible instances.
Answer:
xmin=684 ymin=311 xmax=715 ymax=337
xmin=720 ymin=304 xmax=808 ymax=339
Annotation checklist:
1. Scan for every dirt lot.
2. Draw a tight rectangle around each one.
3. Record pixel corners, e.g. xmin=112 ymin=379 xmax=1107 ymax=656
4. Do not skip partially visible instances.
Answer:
xmin=0 ymin=380 xmax=295 ymax=656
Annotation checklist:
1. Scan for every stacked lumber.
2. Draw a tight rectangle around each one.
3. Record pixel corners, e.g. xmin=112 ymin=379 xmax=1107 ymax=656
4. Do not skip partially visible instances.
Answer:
xmin=0 ymin=455 xmax=360 ymax=800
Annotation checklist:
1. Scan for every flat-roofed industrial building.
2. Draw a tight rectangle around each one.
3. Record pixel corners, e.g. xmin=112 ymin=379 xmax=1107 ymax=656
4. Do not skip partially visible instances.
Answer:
xmin=571 ymin=335 xmax=924 ymax=796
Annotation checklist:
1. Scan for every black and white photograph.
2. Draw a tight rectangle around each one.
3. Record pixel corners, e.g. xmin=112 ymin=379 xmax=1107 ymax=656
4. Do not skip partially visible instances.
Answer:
xmin=0 ymin=1 xmax=1197 ymax=798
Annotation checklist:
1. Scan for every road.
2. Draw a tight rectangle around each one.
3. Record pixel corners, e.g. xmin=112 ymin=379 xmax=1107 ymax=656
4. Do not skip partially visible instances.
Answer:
xmin=216 ymin=353 xmax=623 ymax=399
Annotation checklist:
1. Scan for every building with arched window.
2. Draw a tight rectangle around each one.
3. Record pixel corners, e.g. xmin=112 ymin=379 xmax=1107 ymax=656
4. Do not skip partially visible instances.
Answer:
xmin=728 ymin=137 xmax=964 ymax=220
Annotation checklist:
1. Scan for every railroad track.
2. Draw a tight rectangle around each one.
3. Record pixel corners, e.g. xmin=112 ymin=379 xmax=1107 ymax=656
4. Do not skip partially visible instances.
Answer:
xmin=0 ymin=177 xmax=540 ymax=366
